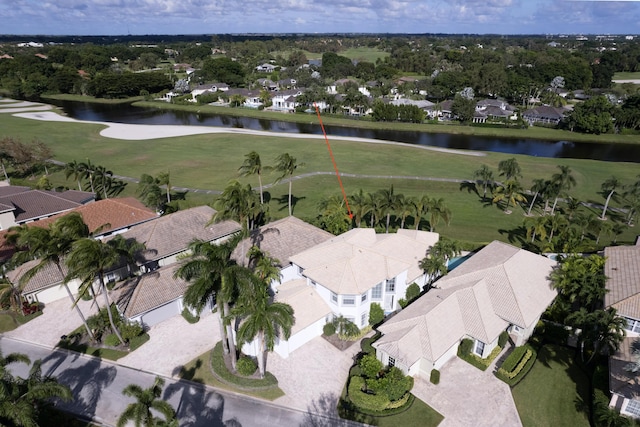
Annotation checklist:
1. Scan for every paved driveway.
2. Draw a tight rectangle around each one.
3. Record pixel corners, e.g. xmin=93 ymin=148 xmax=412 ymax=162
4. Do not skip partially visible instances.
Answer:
xmin=412 ymin=356 xmax=522 ymax=427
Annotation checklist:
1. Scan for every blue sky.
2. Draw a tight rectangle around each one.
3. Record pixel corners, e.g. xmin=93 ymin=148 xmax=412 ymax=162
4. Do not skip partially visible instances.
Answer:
xmin=0 ymin=0 xmax=638 ymax=36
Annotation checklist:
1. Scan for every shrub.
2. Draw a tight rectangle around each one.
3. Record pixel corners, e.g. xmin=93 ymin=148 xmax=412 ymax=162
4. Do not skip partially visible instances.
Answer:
xmin=498 ymin=331 xmax=509 ymax=348
xmin=333 ymin=316 xmax=360 ymax=339
xmin=369 ymin=303 xmax=384 ymax=326
xmin=458 ymin=338 xmax=473 ymax=356
xmin=501 ymin=346 xmax=528 ymax=373
xmin=405 ymin=283 xmax=420 ymax=302
xmin=359 ymin=354 xmax=383 ymax=379
xmin=496 ymin=345 xmax=537 ymax=386
xmin=236 ymin=357 xmax=257 ymax=376
xmin=348 ymin=376 xmax=391 ymax=412
xmin=210 ymin=342 xmax=278 ymax=389
xmin=104 ymin=333 xmax=121 ymax=347
xmin=181 ymin=307 xmax=200 ymax=324
xmin=323 ymin=322 xmax=336 ymax=336
xmin=383 ymin=367 xmax=413 ymax=401
xmin=120 ymin=321 xmax=144 ymax=342
xmin=398 ymin=298 xmax=408 ymax=308
xmin=386 ymin=392 xmax=411 ymax=409
xmin=430 ymin=369 xmax=440 ymax=385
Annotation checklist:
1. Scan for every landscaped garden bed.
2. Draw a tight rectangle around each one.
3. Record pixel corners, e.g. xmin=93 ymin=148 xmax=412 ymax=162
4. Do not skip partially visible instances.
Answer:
xmin=209 ymin=341 xmax=279 ymax=391
xmin=457 ymin=336 xmax=505 ymax=371
xmin=495 ymin=344 xmax=538 ymax=386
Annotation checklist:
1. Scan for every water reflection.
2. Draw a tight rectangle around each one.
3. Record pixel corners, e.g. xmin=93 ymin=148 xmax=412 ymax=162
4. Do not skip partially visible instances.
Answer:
xmin=50 ymin=100 xmax=640 ymax=163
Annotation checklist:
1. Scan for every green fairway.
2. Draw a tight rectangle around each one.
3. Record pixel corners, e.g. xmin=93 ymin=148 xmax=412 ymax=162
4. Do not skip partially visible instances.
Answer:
xmin=1 ymin=111 xmax=639 ymax=246
xmin=512 ymin=345 xmax=590 ymax=427
xmin=613 ymin=72 xmax=640 ymax=81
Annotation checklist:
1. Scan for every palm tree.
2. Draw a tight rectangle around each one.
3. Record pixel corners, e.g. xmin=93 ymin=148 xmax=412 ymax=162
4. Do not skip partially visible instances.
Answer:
xmin=367 ymin=191 xmax=383 ymax=228
xmin=419 ymin=254 xmax=447 ymax=287
xmin=526 ymin=178 xmax=547 ymax=216
xmin=562 ymin=196 xmax=582 ymax=220
xmin=78 ymin=159 xmax=97 ymax=193
xmin=412 ymin=194 xmax=431 ymax=230
xmin=94 ymin=165 xmax=114 ymax=200
xmin=492 ymin=180 xmax=525 ymax=214
xmin=497 ymin=158 xmax=522 ymax=181
xmin=64 ymin=160 xmax=84 ymax=191
xmin=550 ymin=165 xmax=576 ymax=214
xmin=247 ymin=246 xmax=281 ymax=285
xmin=376 ymin=186 xmax=400 ymax=233
xmin=176 ymin=235 xmax=243 ymax=370
xmin=157 ymin=171 xmax=172 ymax=205
xmin=65 ymin=237 xmax=128 ymax=345
xmin=238 ymin=152 xmax=265 ymax=205
xmin=601 ymin=176 xmax=621 ymax=220
xmin=0 ymin=354 xmax=72 ymax=427
xmin=349 ymin=189 xmax=371 ymax=228
xmin=473 ymin=164 xmax=494 ymax=200
xmin=231 ymin=283 xmax=294 ymax=378
xmin=214 ymin=180 xmax=261 ymax=231
xmin=524 ymin=215 xmax=549 ymax=243
xmin=396 ymin=195 xmax=415 ymax=229
xmin=427 ymin=197 xmax=451 ymax=231
xmin=546 ymin=213 xmax=568 ymax=243
xmin=117 ymin=376 xmax=176 ymax=427
xmin=272 ymin=153 xmax=305 ymax=216
xmin=9 ymin=213 xmax=94 ymax=339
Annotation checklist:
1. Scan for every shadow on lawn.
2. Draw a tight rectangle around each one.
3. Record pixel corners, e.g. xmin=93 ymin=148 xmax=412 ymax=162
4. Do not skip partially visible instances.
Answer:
xmin=303 ymin=392 xmax=374 ymax=427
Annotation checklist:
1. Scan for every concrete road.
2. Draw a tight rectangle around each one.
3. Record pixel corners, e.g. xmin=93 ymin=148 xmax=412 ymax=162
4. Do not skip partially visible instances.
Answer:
xmin=0 ymin=336 xmax=359 ymax=427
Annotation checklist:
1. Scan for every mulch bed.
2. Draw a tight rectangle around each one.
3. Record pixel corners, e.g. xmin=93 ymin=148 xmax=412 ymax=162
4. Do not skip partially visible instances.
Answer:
xmin=322 ymin=334 xmax=358 ymax=351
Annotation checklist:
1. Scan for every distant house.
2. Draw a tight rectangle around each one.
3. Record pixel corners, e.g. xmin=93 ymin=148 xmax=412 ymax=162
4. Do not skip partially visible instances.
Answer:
xmin=373 ymin=241 xmax=556 ymax=377
xmin=256 ymin=78 xmax=277 ymax=91
xmin=522 ymin=105 xmax=569 ymax=125
xmin=255 ymin=63 xmax=277 ymax=73
xmin=271 ymin=89 xmax=303 ymax=112
xmin=0 ymin=185 xmax=95 ymax=230
xmin=605 ymin=243 xmax=640 ymax=418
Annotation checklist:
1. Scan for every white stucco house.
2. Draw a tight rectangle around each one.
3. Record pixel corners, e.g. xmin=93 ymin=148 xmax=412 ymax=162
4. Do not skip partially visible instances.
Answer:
xmin=373 ymin=241 xmax=557 ymax=378
xmin=605 ymin=243 xmax=640 ymax=418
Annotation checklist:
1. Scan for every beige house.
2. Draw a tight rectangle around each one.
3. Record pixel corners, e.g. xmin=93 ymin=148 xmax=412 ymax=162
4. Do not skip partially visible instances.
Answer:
xmin=605 ymin=243 xmax=640 ymax=418
xmin=373 ymin=241 xmax=556 ymax=377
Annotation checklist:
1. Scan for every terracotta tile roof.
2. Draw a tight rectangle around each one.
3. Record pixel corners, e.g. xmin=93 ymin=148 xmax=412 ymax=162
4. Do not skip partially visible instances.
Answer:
xmin=289 ymin=228 xmax=439 ymax=295
xmin=114 ymin=264 xmax=187 ymax=318
xmin=605 ymin=245 xmax=640 ymax=319
xmin=115 ymin=206 xmax=241 ymax=263
xmin=232 ymin=216 xmax=333 ymax=267
xmin=375 ymin=241 xmax=556 ymax=366
xmin=274 ymin=279 xmax=330 ymax=335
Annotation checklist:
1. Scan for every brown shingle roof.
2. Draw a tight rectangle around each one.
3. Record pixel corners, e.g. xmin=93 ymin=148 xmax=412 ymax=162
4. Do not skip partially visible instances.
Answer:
xmin=232 ymin=216 xmax=333 ymax=267
xmin=605 ymin=245 xmax=640 ymax=319
xmin=7 ymin=259 xmax=65 ymax=294
xmin=0 ymin=186 xmax=94 ymax=223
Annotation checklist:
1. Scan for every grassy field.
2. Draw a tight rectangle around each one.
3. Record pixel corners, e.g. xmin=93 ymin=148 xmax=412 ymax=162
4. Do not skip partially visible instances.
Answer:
xmin=613 ymin=72 xmax=640 ymax=80
xmin=0 ymin=310 xmax=42 ymax=333
xmin=339 ymin=47 xmax=390 ymax=63
xmin=512 ymin=345 xmax=590 ymax=427
xmin=1 ymin=110 xmax=639 ymax=246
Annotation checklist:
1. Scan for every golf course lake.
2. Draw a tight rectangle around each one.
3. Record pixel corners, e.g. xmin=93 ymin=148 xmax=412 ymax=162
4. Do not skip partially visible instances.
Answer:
xmin=50 ymin=100 xmax=640 ymax=163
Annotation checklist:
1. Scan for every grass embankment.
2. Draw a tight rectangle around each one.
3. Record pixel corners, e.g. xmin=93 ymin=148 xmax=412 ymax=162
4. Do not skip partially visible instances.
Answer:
xmin=1 ymin=111 xmax=639 ymax=246
xmin=178 ymin=349 xmax=284 ymax=401
xmin=511 ymin=345 xmax=590 ymax=427
xmin=41 ymin=94 xmax=144 ymax=104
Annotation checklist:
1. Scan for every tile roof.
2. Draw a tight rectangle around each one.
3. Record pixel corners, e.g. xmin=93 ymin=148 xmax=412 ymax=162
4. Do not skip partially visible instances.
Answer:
xmin=0 ymin=186 xmax=95 ymax=223
xmin=7 ymin=259 xmax=66 ymax=294
xmin=114 ymin=263 xmax=187 ymax=318
xmin=609 ymin=337 xmax=640 ymax=399
xmin=375 ymin=241 xmax=556 ymax=366
xmin=232 ymin=216 xmax=333 ymax=268
xmin=274 ymin=279 xmax=331 ymax=335
xmin=114 ymin=206 xmax=241 ymax=263
xmin=289 ymin=228 xmax=439 ymax=295
xmin=605 ymin=245 xmax=640 ymax=319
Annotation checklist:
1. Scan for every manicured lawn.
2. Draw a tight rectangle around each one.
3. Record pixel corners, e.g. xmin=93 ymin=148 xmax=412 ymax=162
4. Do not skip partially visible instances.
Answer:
xmin=0 ymin=310 xmax=42 ymax=333
xmin=340 ymin=47 xmax=390 ymax=63
xmin=512 ymin=345 xmax=590 ymax=427
xmin=178 ymin=350 xmax=285 ymax=401
xmin=373 ymin=397 xmax=443 ymax=427
xmin=1 ymin=111 xmax=639 ymax=246
xmin=613 ymin=72 xmax=640 ymax=80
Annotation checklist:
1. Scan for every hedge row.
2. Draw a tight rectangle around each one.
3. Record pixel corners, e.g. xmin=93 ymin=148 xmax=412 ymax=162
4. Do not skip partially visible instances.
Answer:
xmin=457 ymin=339 xmax=502 ymax=371
xmin=210 ymin=342 xmax=278 ymax=390
xmin=495 ymin=344 xmax=538 ymax=386
xmin=348 ymin=376 xmax=412 ymax=413
xmin=181 ymin=308 xmax=200 ymax=324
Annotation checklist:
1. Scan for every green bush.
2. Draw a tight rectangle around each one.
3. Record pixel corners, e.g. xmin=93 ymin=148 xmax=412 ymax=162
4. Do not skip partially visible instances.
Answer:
xmin=458 ymin=341 xmax=502 ymax=371
xmin=129 ymin=333 xmax=150 ymax=351
xmin=458 ymin=338 xmax=473 ymax=355
xmin=501 ymin=346 xmax=528 ymax=373
xmin=430 ymin=369 xmax=440 ymax=385
xmin=495 ymin=345 xmax=537 ymax=386
xmin=236 ymin=357 xmax=257 ymax=376
xmin=359 ymin=354 xmax=383 ymax=379
xmin=210 ymin=342 xmax=278 ymax=389
xmin=323 ymin=322 xmax=336 ymax=336
xmin=360 ymin=332 xmax=381 ymax=355
xmin=369 ymin=303 xmax=384 ymax=326
xmin=181 ymin=308 xmax=200 ymax=324
xmin=405 ymin=283 xmax=421 ymax=302
xmin=498 ymin=331 xmax=509 ymax=348
xmin=398 ymin=298 xmax=408 ymax=308
xmin=386 ymin=392 xmax=411 ymax=409
xmin=120 ymin=321 xmax=144 ymax=342
xmin=348 ymin=376 xmax=391 ymax=412
xmin=104 ymin=333 xmax=121 ymax=347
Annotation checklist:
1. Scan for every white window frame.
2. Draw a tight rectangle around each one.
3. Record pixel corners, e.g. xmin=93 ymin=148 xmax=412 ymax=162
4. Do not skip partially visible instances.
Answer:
xmin=342 ymin=295 xmax=355 ymax=306
xmin=331 ymin=292 xmax=338 ymax=304
xmin=625 ymin=317 xmax=640 ymax=334
xmin=361 ymin=292 xmax=368 ymax=303
xmin=474 ymin=340 xmax=485 ymax=357
xmin=388 ymin=356 xmax=395 ymax=367
xmin=625 ymin=399 xmax=640 ymax=417
xmin=385 ymin=277 xmax=396 ymax=293
xmin=361 ymin=311 xmax=368 ymax=327
xmin=371 ymin=282 xmax=383 ymax=300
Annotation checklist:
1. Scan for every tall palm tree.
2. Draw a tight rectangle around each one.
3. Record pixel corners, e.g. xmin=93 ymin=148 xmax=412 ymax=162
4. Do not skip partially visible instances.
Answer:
xmin=247 ymin=246 xmax=281 ymax=285
xmin=9 ymin=213 xmax=94 ymax=339
xmin=94 ymin=165 xmax=114 ymax=200
xmin=600 ymin=176 xmax=621 ymax=220
xmin=546 ymin=213 xmax=568 ymax=243
xmin=348 ymin=189 xmax=371 ymax=228
xmin=272 ymin=153 xmax=305 ymax=216
xmin=117 ymin=376 xmax=176 ymax=427
xmin=550 ymin=165 xmax=576 ymax=214
xmin=214 ymin=180 xmax=261 ymax=231
xmin=473 ymin=164 xmax=494 ymax=200
xmin=0 ymin=354 xmax=72 ymax=427
xmin=412 ymin=194 xmax=431 ymax=231
xmin=64 ymin=160 xmax=84 ymax=191
xmin=497 ymin=158 xmax=522 ymax=181
xmin=367 ymin=191 xmax=383 ymax=229
xmin=492 ymin=180 xmax=525 ymax=214
xmin=427 ymin=197 xmax=451 ymax=232
xmin=524 ymin=215 xmax=549 ymax=243
xmin=238 ymin=152 xmax=265 ymax=205
xmin=78 ymin=159 xmax=97 ymax=193
xmin=526 ymin=178 xmax=547 ymax=216
xmin=419 ymin=254 xmax=447 ymax=287
xmin=176 ymin=234 xmax=243 ymax=370
xmin=376 ymin=186 xmax=400 ymax=233
xmin=65 ymin=237 xmax=128 ymax=345
xmin=396 ymin=195 xmax=415 ymax=229
xmin=231 ymin=283 xmax=294 ymax=378
xmin=157 ymin=171 xmax=172 ymax=205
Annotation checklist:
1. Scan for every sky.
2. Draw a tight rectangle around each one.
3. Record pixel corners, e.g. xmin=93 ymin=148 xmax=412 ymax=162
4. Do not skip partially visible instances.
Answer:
xmin=0 ymin=0 xmax=638 ymax=36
